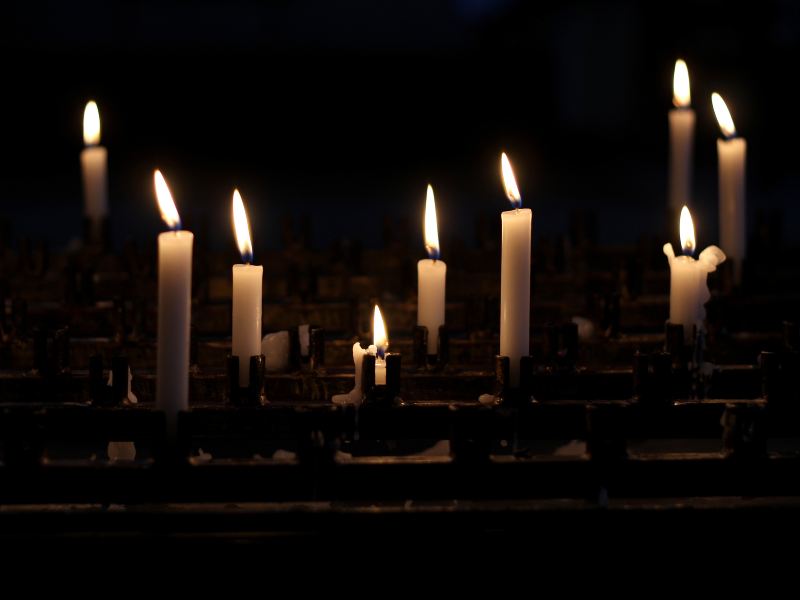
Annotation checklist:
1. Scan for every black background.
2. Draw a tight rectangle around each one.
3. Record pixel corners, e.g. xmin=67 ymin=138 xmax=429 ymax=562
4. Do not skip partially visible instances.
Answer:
xmin=2 ymin=1 xmax=797 ymax=253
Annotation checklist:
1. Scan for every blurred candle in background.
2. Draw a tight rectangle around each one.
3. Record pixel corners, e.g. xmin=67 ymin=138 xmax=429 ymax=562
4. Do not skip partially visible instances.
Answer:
xmin=231 ymin=189 xmax=263 ymax=386
xmin=499 ymin=152 xmax=532 ymax=387
xmin=668 ymin=59 xmax=695 ymax=212
xmin=81 ymin=100 xmax=108 ymax=242
xmin=154 ymin=170 xmax=194 ymax=433
xmin=712 ymin=92 xmax=746 ymax=285
xmin=417 ymin=184 xmax=446 ymax=355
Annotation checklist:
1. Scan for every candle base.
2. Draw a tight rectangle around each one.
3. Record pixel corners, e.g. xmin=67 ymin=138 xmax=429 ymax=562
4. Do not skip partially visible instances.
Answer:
xmin=412 ymin=325 xmax=449 ymax=370
xmin=289 ymin=324 xmax=323 ymax=371
xmin=492 ymin=355 xmax=535 ymax=407
xmin=227 ymin=354 xmax=267 ymax=406
xmin=361 ymin=353 xmax=402 ymax=407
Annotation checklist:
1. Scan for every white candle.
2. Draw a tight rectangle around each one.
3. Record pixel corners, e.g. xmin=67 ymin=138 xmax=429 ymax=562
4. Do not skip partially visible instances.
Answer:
xmin=231 ymin=189 xmax=263 ymax=387
xmin=331 ymin=342 xmax=369 ymax=405
xmin=668 ymin=60 xmax=695 ymax=211
xmin=712 ymin=92 xmax=746 ymax=284
xmin=154 ymin=170 xmax=193 ymax=432
xmin=663 ymin=206 xmax=726 ymax=342
xmin=81 ymin=101 xmax=108 ymax=239
xmin=417 ymin=184 xmax=446 ymax=355
xmin=499 ymin=153 xmax=531 ymax=387
xmin=373 ymin=305 xmax=388 ymax=385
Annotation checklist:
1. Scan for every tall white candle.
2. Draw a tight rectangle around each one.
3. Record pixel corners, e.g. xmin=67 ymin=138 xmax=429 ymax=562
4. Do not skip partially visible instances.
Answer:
xmin=231 ymin=189 xmax=263 ymax=387
xmin=663 ymin=206 xmax=726 ymax=342
xmin=81 ymin=101 xmax=108 ymax=240
xmin=154 ymin=170 xmax=193 ymax=432
xmin=668 ymin=60 xmax=695 ymax=211
xmin=499 ymin=153 xmax=531 ymax=387
xmin=417 ymin=184 xmax=446 ymax=355
xmin=712 ymin=92 xmax=746 ymax=284
xmin=373 ymin=305 xmax=388 ymax=385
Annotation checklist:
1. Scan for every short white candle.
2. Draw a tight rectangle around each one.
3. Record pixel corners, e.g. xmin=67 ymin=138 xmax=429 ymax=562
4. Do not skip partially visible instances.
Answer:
xmin=332 ymin=342 xmax=370 ymax=405
xmin=154 ymin=170 xmax=193 ymax=432
xmin=712 ymin=92 xmax=746 ymax=284
xmin=499 ymin=153 xmax=531 ymax=387
xmin=417 ymin=184 xmax=446 ymax=355
xmin=81 ymin=101 xmax=108 ymax=239
xmin=663 ymin=206 xmax=726 ymax=342
xmin=373 ymin=305 xmax=388 ymax=385
xmin=668 ymin=60 xmax=695 ymax=211
xmin=231 ymin=189 xmax=263 ymax=387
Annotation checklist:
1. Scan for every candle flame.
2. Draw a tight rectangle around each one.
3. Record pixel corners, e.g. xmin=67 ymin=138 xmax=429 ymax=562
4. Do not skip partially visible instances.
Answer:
xmin=232 ymin=189 xmax=254 ymax=263
xmin=424 ymin=184 xmax=440 ymax=260
xmin=673 ymin=59 xmax=691 ymax=108
xmin=154 ymin=170 xmax=181 ymax=230
xmin=501 ymin=152 xmax=521 ymax=209
xmin=712 ymin=92 xmax=736 ymax=138
xmin=83 ymin=101 xmax=101 ymax=146
xmin=680 ymin=205 xmax=696 ymax=255
xmin=373 ymin=304 xmax=388 ymax=356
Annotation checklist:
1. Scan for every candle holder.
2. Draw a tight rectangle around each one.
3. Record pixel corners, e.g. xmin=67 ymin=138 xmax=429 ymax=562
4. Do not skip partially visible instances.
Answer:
xmin=32 ymin=326 xmax=70 ymax=380
xmin=493 ymin=355 xmax=535 ymax=407
xmin=721 ymin=402 xmax=766 ymax=459
xmin=227 ymin=354 xmax=267 ymax=406
xmin=89 ymin=355 xmax=129 ymax=406
xmin=543 ymin=322 xmax=578 ymax=370
xmin=412 ymin=324 xmax=449 ymax=370
xmin=309 ymin=327 xmax=325 ymax=372
xmin=361 ymin=353 xmax=402 ymax=407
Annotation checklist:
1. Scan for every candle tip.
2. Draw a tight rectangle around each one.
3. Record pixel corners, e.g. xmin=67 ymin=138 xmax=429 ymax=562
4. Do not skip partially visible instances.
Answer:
xmin=154 ymin=169 xmax=182 ymax=230
xmin=424 ymin=184 xmax=441 ymax=260
xmin=501 ymin=152 xmax=522 ymax=209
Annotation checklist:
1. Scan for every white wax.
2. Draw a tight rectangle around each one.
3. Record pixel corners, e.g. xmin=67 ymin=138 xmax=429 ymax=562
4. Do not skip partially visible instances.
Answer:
xmin=663 ymin=243 xmax=726 ymax=342
xmin=157 ymin=230 xmax=193 ymax=431
xmin=262 ymin=331 xmax=290 ymax=373
xmin=331 ymin=342 xmax=368 ymax=405
xmin=717 ymin=137 xmax=746 ymax=283
xmin=81 ymin=145 xmax=108 ymax=236
xmin=417 ymin=258 xmax=446 ymax=354
xmin=375 ymin=357 xmax=387 ymax=385
xmin=500 ymin=208 xmax=532 ymax=387
xmin=232 ymin=263 xmax=263 ymax=386
xmin=668 ymin=108 xmax=695 ymax=210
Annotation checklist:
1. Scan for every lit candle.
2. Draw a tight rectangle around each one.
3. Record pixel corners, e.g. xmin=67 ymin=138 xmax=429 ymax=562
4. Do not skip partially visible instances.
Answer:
xmin=231 ymin=189 xmax=263 ymax=386
xmin=712 ymin=92 xmax=746 ymax=284
xmin=499 ymin=152 xmax=531 ymax=387
xmin=154 ymin=170 xmax=193 ymax=431
xmin=417 ymin=184 xmax=446 ymax=355
xmin=668 ymin=59 xmax=695 ymax=212
xmin=663 ymin=206 xmax=726 ymax=342
xmin=373 ymin=305 xmax=388 ymax=385
xmin=81 ymin=101 xmax=108 ymax=240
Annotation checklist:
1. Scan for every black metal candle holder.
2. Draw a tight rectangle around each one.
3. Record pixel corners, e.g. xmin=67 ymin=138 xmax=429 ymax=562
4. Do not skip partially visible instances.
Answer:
xmin=227 ymin=354 xmax=267 ymax=406
xmin=88 ymin=355 xmax=130 ymax=406
xmin=309 ymin=326 xmax=325 ymax=371
xmin=361 ymin=352 xmax=402 ymax=406
xmin=412 ymin=324 xmax=449 ymax=370
xmin=493 ymin=355 xmax=535 ymax=406
xmin=544 ymin=322 xmax=579 ymax=369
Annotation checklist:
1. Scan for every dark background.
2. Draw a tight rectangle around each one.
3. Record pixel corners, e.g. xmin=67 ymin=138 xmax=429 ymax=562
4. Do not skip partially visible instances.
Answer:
xmin=1 ymin=0 xmax=798 ymax=254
